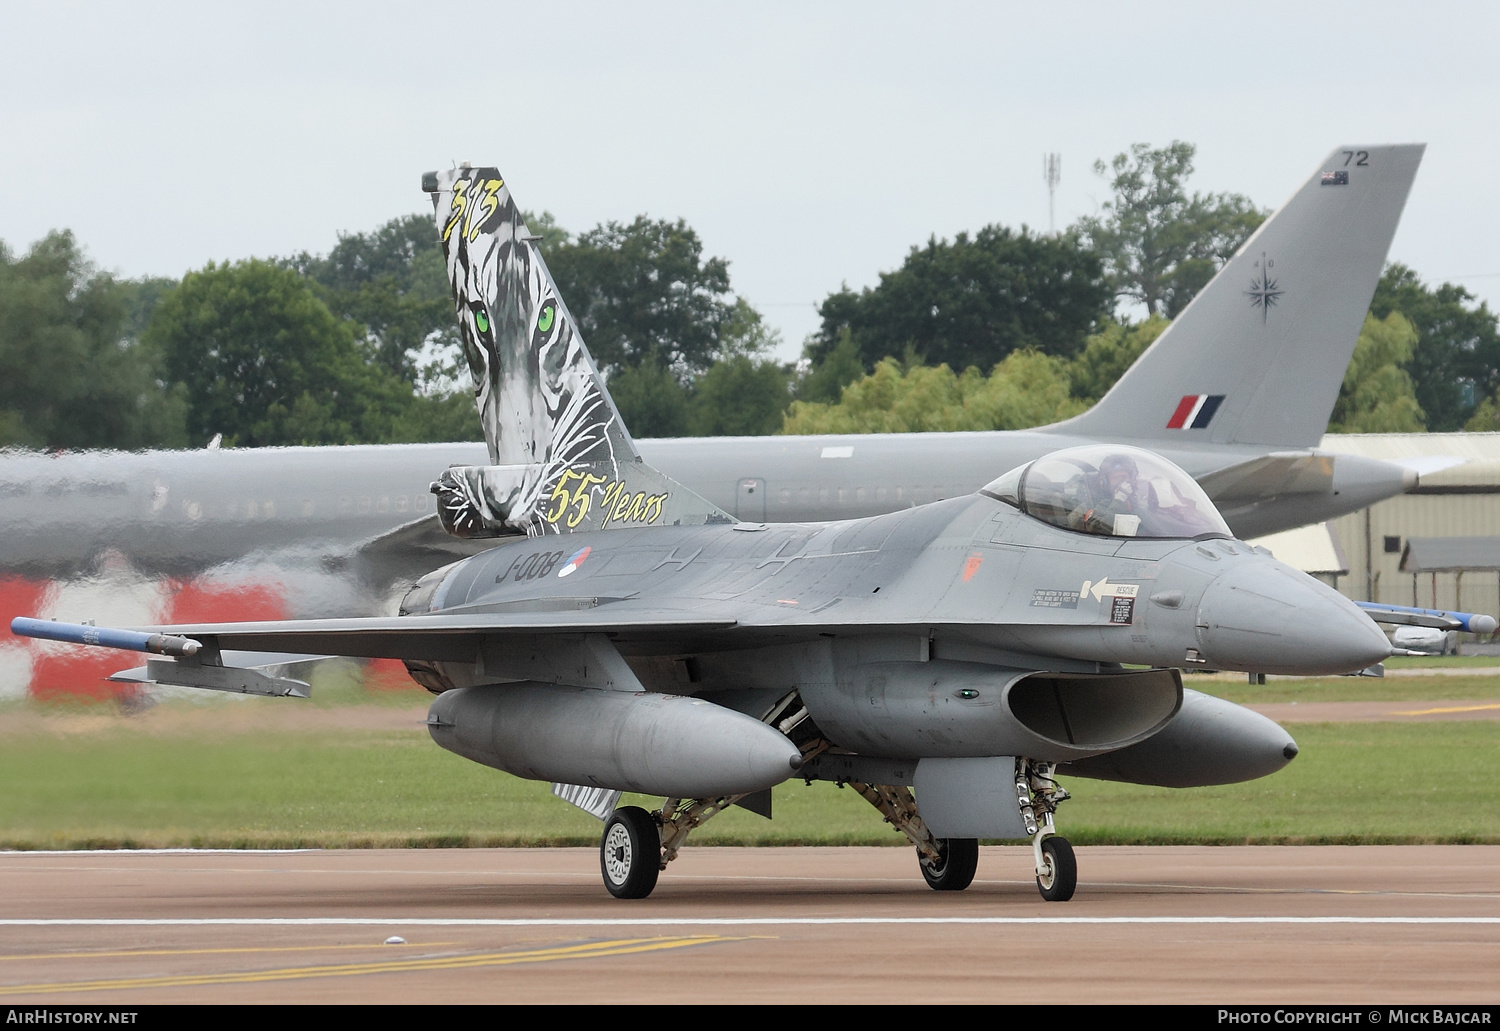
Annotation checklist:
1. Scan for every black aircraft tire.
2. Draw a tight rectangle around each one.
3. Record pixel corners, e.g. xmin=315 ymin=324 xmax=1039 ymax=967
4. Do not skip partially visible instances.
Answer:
xmin=600 ymin=806 xmax=661 ymax=899
xmin=920 ymin=838 xmax=979 ymax=891
xmin=1036 ymin=836 xmax=1077 ymax=902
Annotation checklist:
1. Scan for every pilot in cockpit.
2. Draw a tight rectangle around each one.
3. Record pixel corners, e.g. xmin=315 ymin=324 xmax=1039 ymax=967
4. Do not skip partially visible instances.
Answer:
xmin=981 ymin=444 xmax=1232 ymax=541
xmin=1071 ymin=453 xmax=1149 ymax=536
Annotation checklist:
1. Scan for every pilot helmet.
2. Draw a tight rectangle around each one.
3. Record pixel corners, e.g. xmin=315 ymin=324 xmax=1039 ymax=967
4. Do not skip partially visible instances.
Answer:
xmin=1099 ymin=454 xmax=1139 ymax=482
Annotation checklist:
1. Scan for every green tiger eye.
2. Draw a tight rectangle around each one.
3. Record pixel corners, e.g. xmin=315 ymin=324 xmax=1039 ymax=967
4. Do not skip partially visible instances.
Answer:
xmin=538 ymin=305 xmax=555 ymax=333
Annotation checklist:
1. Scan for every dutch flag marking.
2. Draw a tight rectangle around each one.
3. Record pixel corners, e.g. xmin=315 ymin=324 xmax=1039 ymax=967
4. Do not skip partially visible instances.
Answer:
xmin=557 ymin=546 xmax=591 ymax=577
xmin=1166 ymin=394 xmax=1225 ymax=430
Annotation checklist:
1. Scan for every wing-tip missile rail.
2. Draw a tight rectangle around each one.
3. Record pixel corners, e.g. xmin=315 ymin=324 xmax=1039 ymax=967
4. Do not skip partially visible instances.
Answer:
xmin=1355 ymin=601 xmax=1499 ymax=636
xmin=10 ymin=616 xmax=202 ymax=657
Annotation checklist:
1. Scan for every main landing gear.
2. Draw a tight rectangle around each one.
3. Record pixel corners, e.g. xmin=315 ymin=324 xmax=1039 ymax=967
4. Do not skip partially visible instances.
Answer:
xmin=597 ymin=692 xmax=833 ymax=899
xmin=598 ymin=794 xmax=751 ymax=899
xmin=920 ymin=836 xmax=980 ymax=891
xmin=600 ymin=806 xmax=660 ymax=899
xmin=848 ymin=760 xmax=1076 ymax=901
xmin=598 ymin=756 xmax=1078 ymax=902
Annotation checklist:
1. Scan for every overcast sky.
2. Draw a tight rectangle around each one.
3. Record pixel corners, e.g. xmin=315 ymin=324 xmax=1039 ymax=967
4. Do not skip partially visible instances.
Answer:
xmin=3 ymin=2 xmax=1497 ymax=362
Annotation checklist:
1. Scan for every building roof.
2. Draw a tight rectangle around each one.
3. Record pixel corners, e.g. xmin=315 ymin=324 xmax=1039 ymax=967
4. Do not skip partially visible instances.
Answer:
xmin=1248 ymin=522 xmax=1349 ymax=575
xmin=1320 ymin=432 xmax=1500 ymax=487
xmin=1399 ymin=536 xmax=1500 ymax=572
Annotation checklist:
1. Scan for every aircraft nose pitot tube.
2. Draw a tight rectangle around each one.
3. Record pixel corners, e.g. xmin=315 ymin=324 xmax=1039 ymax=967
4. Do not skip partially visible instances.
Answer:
xmin=1195 ymin=559 xmax=1392 ymax=675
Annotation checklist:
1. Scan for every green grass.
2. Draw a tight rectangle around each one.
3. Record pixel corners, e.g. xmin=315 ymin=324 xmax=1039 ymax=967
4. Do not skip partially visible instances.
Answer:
xmin=1194 ymin=672 xmax=1500 ymax=705
xmin=1383 ymin=654 xmax=1500 ymax=669
xmin=1058 ymin=722 xmax=1500 ymax=844
xmin=1 ymin=708 xmax=1496 ymax=849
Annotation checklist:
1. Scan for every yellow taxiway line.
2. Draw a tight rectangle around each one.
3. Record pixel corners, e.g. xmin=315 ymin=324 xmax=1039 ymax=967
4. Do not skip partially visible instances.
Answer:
xmin=0 ymin=936 xmax=739 ymax=995
xmin=1388 ymin=702 xmax=1500 ymax=716
xmin=0 ymin=942 xmax=457 ymax=963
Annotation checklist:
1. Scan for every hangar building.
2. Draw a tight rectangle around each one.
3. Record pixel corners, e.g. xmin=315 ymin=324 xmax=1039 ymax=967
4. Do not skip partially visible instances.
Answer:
xmin=1254 ymin=432 xmax=1500 ymax=616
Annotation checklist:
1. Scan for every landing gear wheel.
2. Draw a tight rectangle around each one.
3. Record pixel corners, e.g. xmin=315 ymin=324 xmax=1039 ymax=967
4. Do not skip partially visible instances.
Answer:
xmin=1035 ymin=836 xmax=1076 ymax=902
xmin=920 ymin=837 xmax=979 ymax=891
xmin=600 ymin=806 xmax=661 ymax=899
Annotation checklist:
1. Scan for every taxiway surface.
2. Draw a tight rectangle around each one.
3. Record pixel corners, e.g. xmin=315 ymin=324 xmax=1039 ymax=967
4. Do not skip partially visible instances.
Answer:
xmin=0 ymin=845 xmax=1495 ymax=1004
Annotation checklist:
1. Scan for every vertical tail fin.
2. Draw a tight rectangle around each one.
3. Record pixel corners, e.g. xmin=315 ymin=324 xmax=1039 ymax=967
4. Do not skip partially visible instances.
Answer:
xmin=421 ymin=167 xmax=730 ymax=536
xmin=424 ymin=166 xmax=636 ymax=469
xmin=1048 ymin=144 xmax=1424 ymax=448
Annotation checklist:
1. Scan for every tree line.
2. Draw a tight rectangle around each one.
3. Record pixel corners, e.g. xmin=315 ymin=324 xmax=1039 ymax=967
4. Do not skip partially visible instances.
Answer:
xmin=2 ymin=141 xmax=1496 ymax=451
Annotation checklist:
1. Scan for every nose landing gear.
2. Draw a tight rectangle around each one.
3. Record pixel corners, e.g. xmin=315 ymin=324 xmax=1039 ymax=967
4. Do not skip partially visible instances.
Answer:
xmin=1017 ymin=758 xmax=1075 ymax=902
xmin=1035 ymin=836 xmax=1077 ymax=902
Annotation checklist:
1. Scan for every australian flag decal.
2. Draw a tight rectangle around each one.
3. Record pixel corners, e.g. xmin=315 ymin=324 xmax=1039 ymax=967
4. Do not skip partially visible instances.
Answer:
xmin=1166 ymin=394 xmax=1225 ymax=430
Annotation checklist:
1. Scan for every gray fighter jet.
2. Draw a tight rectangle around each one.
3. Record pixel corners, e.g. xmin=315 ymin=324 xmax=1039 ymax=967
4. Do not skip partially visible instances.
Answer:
xmin=0 ymin=146 xmax=1423 ymax=605
xmin=14 ymin=166 xmax=1399 ymax=901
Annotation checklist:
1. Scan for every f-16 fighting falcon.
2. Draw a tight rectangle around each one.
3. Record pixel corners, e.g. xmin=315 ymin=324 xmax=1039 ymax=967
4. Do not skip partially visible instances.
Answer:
xmin=14 ymin=164 xmax=1414 ymax=901
xmin=0 ymin=146 xmax=1429 ymax=709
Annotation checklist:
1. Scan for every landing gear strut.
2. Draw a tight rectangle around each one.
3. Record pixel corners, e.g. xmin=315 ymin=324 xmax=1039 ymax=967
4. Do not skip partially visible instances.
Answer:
xmin=597 ymin=794 xmax=749 ymax=899
xmin=595 ymin=693 xmax=830 ymax=900
xmin=1017 ymin=758 xmax=1075 ymax=902
xmin=842 ymin=781 xmax=978 ymax=892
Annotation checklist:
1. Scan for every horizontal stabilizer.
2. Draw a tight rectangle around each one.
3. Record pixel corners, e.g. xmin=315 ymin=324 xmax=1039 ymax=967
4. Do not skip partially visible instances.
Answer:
xmin=108 ymin=650 xmax=338 ymax=698
xmin=1196 ymin=452 xmax=1335 ymax=502
xmin=356 ymin=512 xmax=514 ymax=559
xmin=132 ymin=657 xmax=311 ymax=697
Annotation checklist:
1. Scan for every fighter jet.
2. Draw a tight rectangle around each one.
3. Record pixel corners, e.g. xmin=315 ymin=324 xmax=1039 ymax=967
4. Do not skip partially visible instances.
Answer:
xmin=13 ymin=166 xmax=1401 ymax=901
xmin=0 ymin=145 xmax=1427 ymax=703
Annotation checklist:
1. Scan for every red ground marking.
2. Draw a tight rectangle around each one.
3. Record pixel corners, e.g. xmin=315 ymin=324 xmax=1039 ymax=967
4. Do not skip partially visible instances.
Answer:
xmin=0 ymin=578 xmax=45 ymax=646
xmin=5 ymin=576 xmax=137 ymax=702
xmin=30 ymin=650 xmax=135 ymax=703
xmin=29 ymin=580 xmax=292 ymax=703
xmin=364 ymin=657 xmax=416 ymax=691
xmin=165 ymin=580 xmax=287 ymax=624
xmin=166 ymin=581 xmax=415 ymax=693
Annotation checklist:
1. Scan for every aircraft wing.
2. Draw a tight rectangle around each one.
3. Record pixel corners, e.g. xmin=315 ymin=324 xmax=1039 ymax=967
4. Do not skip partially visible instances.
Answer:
xmin=118 ymin=610 xmax=735 ymax=660
xmin=12 ymin=610 xmax=740 ymax=697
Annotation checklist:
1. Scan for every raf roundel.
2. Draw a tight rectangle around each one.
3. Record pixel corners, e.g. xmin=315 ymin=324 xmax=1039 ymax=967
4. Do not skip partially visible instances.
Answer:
xmin=557 ymin=546 xmax=592 ymax=578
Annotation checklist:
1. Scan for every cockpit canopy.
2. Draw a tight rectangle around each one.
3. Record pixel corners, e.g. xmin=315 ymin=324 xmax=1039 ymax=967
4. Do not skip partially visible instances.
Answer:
xmin=981 ymin=445 xmax=1232 ymax=540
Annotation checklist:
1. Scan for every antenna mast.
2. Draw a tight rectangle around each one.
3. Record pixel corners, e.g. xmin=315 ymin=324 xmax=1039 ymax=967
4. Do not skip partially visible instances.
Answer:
xmin=1043 ymin=153 xmax=1061 ymax=234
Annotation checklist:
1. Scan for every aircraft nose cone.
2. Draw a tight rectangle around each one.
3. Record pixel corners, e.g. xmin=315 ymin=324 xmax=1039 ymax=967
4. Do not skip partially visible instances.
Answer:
xmin=1197 ymin=560 xmax=1392 ymax=675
